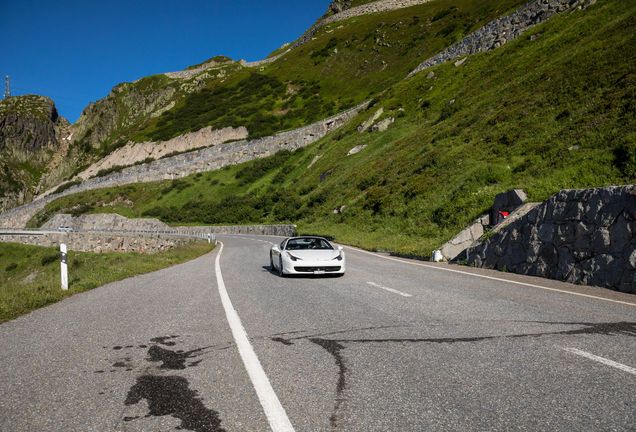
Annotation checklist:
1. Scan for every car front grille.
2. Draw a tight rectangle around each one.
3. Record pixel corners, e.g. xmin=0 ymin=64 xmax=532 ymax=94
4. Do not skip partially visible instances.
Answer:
xmin=294 ymin=266 xmax=341 ymax=273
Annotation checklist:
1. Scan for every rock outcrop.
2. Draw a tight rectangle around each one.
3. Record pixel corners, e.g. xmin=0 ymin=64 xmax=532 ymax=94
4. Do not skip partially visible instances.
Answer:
xmin=468 ymin=186 xmax=636 ymax=293
xmin=0 ymin=95 xmax=70 ymax=211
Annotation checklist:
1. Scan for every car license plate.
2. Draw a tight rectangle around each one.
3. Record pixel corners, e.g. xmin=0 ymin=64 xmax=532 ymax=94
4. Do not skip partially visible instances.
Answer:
xmin=314 ymin=270 xmax=325 ymax=275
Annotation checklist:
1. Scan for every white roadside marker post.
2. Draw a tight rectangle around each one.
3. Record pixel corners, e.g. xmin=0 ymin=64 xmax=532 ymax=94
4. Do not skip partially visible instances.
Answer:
xmin=60 ymin=244 xmax=68 ymax=291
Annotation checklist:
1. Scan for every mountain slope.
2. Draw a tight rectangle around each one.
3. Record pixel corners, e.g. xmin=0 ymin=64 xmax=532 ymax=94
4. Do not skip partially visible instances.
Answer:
xmin=0 ymin=0 xmax=533 ymax=211
xmin=27 ymin=0 xmax=636 ymax=256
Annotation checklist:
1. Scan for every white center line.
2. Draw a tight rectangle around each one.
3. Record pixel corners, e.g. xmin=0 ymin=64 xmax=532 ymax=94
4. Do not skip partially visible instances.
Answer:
xmin=562 ymin=347 xmax=636 ymax=375
xmin=367 ymin=282 xmax=412 ymax=297
xmin=214 ymin=242 xmax=295 ymax=432
xmin=344 ymin=246 xmax=636 ymax=307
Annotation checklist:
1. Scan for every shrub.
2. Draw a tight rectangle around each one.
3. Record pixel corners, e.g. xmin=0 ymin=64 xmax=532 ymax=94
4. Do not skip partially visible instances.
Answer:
xmin=432 ymin=8 xmax=452 ymax=22
xmin=5 ymin=263 xmax=18 ymax=272
xmin=614 ymin=134 xmax=636 ymax=179
xmin=53 ymin=180 xmax=82 ymax=195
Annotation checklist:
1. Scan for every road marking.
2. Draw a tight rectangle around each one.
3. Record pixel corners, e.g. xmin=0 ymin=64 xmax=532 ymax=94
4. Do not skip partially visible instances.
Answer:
xmin=214 ymin=242 xmax=295 ymax=432
xmin=367 ymin=282 xmax=412 ymax=297
xmin=343 ymin=246 xmax=636 ymax=307
xmin=563 ymin=347 xmax=636 ymax=375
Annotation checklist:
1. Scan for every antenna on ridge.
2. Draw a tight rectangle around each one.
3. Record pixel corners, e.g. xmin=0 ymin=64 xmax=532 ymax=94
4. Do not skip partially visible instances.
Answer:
xmin=4 ymin=75 xmax=11 ymax=99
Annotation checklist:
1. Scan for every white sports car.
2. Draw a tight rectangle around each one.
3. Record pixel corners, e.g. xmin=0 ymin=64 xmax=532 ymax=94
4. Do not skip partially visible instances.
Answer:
xmin=270 ymin=236 xmax=346 ymax=276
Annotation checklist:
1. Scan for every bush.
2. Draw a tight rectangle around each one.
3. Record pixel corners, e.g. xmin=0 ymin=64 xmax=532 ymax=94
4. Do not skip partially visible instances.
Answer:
xmin=432 ymin=8 xmax=452 ymax=22
xmin=53 ymin=180 xmax=82 ymax=195
xmin=69 ymin=203 xmax=92 ymax=217
xmin=5 ymin=263 xmax=18 ymax=272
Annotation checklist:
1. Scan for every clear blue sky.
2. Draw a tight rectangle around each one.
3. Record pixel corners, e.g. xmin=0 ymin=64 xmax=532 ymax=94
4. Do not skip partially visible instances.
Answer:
xmin=1 ymin=0 xmax=330 ymax=123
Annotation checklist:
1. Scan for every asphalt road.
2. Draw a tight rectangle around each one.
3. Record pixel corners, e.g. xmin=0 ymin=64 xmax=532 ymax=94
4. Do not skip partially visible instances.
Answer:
xmin=1 ymin=234 xmax=635 ymax=431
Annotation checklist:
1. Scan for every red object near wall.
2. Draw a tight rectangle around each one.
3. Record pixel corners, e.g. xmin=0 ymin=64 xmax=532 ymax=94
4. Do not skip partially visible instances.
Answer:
xmin=497 ymin=211 xmax=509 ymax=224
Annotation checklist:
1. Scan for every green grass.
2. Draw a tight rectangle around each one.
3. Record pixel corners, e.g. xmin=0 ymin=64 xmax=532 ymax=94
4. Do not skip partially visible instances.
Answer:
xmin=185 ymin=55 xmax=234 ymax=70
xmin=73 ymin=0 xmax=530 ymax=156
xmin=24 ymin=0 xmax=636 ymax=258
xmin=0 ymin=241 xmax=216 ymax=323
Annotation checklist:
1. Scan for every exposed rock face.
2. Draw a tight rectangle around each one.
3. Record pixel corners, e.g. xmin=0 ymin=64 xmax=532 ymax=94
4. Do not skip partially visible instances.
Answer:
xmin=327 ymin=1 xmax=352 ymax=15
xmin=468 ymin=186 xmax=636 ymax=293
xmin=0 ymin=95 xmax=70 ymax=211
xmin=74 ymin=83 xmax=177 ymax=149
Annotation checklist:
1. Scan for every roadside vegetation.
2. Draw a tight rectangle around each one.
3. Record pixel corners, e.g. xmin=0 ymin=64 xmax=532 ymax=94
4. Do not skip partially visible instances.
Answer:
xmin=0 ymin=241 xmax=215 ymax=323
xmin=23 ymin=0 xmax=636 ymax=258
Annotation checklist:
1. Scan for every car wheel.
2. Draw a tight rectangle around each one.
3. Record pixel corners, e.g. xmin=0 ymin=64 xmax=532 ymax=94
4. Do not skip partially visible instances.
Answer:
xmin=279 ymin=257 xmax=285 ymax=277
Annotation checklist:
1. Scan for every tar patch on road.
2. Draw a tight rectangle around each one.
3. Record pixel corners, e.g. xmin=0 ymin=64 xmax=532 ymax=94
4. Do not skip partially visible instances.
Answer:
xmin=124 ymin=375 xmax=225 ymax=432
xmin=272 ymin=321 xmax=636 ymax=430
xmin=96 ymin=336 xmax=229 ymax=432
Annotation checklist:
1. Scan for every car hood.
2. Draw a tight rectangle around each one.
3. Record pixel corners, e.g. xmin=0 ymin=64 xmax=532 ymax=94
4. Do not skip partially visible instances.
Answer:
xmin=287 ymin=250 xmax=341 ymax=262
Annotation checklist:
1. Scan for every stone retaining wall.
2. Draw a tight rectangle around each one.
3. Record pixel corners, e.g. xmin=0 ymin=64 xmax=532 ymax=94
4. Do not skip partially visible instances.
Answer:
xmin=0 ymin=232 xmax=197 ymax=254
xmin=43 ymin=214 xmax=296 ymax=237
xmin=467 ymin=186 xmax=636 ymax=293
xmin=408 ymin=0 xmax=583 ymax=77
xmin=174 ymin=224 xmax=296 ymax=237
xmin=291 ymin=0 xmax=434 ymax=50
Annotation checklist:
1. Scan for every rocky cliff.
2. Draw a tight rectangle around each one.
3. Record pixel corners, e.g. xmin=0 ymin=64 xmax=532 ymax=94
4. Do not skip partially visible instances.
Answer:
xmin=0 ymin=95 xmax=70 ymax=211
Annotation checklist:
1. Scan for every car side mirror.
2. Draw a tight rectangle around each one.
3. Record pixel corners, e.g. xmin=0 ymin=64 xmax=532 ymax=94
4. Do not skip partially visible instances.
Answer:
xmin=337 ymin=246 xmax=343 ymax=251
xmin=272 ymin=245 xmax=280 ymax=252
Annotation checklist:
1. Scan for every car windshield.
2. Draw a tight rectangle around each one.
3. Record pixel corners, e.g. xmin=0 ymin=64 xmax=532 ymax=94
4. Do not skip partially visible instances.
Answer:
xmin=285 ymin=238 xmax=333 ymax=250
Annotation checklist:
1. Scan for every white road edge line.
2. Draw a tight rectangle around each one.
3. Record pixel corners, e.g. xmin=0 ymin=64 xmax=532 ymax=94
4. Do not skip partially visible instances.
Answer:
xmin=367 ymin=282 xmax=412 ymax=297
xmin=343 ymin=246 xmax=636 ymax=307
xmin=563 ymin=347 xmax=636 ymax=375
xmin=214 ymin=242 xmax=295 ymax=432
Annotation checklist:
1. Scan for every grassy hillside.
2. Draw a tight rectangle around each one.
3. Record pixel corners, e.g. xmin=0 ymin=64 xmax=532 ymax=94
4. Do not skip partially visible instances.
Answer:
xmin=28 ymin=0 xmax=636 ymax=256
xmin=0 ymin=241 xmax=215 ymax=323
xmin=73 ymin=0 xmax=530 ymax=155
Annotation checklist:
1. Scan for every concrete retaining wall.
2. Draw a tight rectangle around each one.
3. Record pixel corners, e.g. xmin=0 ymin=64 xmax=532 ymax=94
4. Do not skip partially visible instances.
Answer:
xmin=467 ymin=185 xmax=636 ymax=293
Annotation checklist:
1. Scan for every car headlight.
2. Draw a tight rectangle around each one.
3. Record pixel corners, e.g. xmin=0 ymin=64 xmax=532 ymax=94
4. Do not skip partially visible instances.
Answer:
xmin=332 ymin=251 xmax=344 ymax=261
xmin=284 ymin=252 xmax=302 ymax=261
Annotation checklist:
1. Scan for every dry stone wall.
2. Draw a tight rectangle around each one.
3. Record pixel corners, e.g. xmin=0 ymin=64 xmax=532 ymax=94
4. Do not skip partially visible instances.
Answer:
xmin=291 ymin=0 xmax=434 ymax=50
xmin=1 ymin=213 xmax=296 ymax=253
xmin=174 ymin=224 xmax=296 ymax=237
xmin=0 ymin=232 xmax=196 ymax=254
xmin=408 ymin=0 xmax=584 ymax=77
xmin=42 ymin=214 xmax=296 ymax=237
xmin=467 ymin=186 xmax=636 ymax=293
